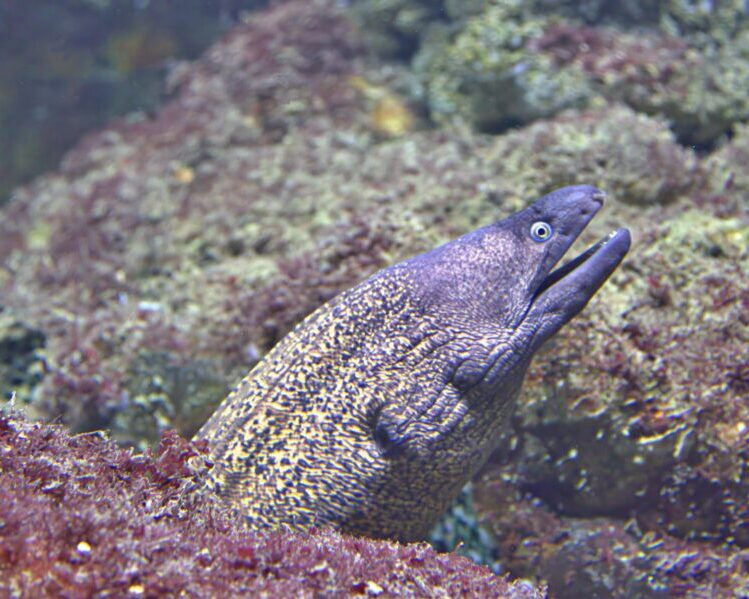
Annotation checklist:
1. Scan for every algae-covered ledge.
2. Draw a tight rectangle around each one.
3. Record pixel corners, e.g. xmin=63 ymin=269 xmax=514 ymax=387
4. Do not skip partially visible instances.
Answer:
xmin=1 ymin=414 xmax=540 ymax=597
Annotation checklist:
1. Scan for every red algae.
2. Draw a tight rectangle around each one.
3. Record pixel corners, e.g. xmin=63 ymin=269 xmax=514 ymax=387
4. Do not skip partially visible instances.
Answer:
xmin=0 ymin=414 xmax=544 ymax=597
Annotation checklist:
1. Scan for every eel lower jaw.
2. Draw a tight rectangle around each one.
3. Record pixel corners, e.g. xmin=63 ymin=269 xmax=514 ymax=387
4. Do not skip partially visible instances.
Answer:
xmin=531 ymin=228 xmax=631 ymax=309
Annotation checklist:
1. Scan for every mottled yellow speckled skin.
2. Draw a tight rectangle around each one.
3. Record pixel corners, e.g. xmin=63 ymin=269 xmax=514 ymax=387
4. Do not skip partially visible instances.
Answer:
xmin=198 ymin=186 xmax=630 ymax=541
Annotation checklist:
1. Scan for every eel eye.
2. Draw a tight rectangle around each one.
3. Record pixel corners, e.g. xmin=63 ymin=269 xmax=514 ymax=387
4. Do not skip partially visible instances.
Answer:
xmin=530 ymin=221 xmax=553 ymax=242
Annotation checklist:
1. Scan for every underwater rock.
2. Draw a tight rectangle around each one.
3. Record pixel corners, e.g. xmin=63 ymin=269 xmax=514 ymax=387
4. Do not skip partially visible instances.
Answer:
xmin=0 ymin=314 xmax=45 ymax=406
xmin=114 ymin=351 xmax=228 ymax=444
xmin=515 ymin=206 xmax=747 ymax=540
xmin=473 ymin=476 xmax=749 ymax=598
xmin=0 ymin=0 xmax=373 ymax=446
xmin=365 ymin=0 xmax=749 ymax=142
xmin=531 ymin=0 xmax=661 ymax=25
xmin=0 ymin=414 xmax=544 ymax=597
xmin=481 ymin=103 xmax=700 ymax=206
xmin=413 ymin=1 xmax=592 ymax=130
xmin=349 ymin=0 xmax=450 ymax=58
xmin=532 ymin=20 xmax=749 ymax=144
xmin=705 ymin=121 xmax=749 ymax=205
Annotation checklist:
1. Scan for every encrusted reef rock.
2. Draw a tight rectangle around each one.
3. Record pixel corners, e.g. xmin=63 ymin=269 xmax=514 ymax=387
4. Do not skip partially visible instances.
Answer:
xmin=352 ymin=0 xmax=749 ymax=142
xmin=521 ymin=18 xmax=749 ymax=145
xmin=413 ymin=1 xmax=593 ymax=130
xmin=706 ymin=121 xmax=749 ymax=206
xmin=481 ymin=103 xmax=700 ymax=206
xmin=349 ymin=0 xmax=450 ymax=58
xmin=0 ymin=413 xmax=543 ymax=597
xmin=473 ymin=476 xmax=749 ymax=598
xmin=508 ymin=202 xmax=749 ymax=539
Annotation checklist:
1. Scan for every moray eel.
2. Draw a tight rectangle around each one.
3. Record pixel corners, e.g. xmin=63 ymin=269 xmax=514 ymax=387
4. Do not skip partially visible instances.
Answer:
xmin=197 ymin=185 xmax=631 ymax=542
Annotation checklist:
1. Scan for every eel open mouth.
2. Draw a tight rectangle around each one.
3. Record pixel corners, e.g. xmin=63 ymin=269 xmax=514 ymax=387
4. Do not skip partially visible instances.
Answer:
xmin=533 ymin=228 xmax=631 ymax=304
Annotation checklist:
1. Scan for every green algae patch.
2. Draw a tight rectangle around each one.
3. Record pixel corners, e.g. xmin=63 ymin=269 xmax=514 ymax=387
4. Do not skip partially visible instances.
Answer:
xmin=481 ymin=104 xmax=700 ymax=207
xmin=414 ymin=1 xmax=590 ymax=130
xmin=356 ymin=0 xmax=749 ymax=142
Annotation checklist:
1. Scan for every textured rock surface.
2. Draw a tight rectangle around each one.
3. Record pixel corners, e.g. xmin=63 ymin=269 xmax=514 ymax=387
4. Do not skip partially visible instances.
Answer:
xmin=351 ymin=0 xmax=749 ymax=142
xmin=1 ymin=0 xmax=375 ymax=444
xmin=473 ymin=476 xmax=749 ymax=598
xmin=508 ymin=205 xmax=749 ymax=541
xmin=482 ymin=103 xmax=700 ymax=206
xmin=413 ymin=1 xmax=592 ymax=130
xmin=0 ymin=413 xmax=544 ymax=597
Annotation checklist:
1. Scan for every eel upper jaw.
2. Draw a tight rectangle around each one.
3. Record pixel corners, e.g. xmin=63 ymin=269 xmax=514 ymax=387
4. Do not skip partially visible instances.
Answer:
xmin=527 ymin=227 xmax=631 ymax=329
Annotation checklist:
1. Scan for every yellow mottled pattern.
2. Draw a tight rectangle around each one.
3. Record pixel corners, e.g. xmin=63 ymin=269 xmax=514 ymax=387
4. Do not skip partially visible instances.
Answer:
xmin=198 ymin=261 xmax=519 ymax=541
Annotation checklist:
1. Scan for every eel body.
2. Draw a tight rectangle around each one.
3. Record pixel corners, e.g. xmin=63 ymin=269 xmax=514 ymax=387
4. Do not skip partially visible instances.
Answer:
xmin=197 ymin=185 xmax=631 ymax=541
